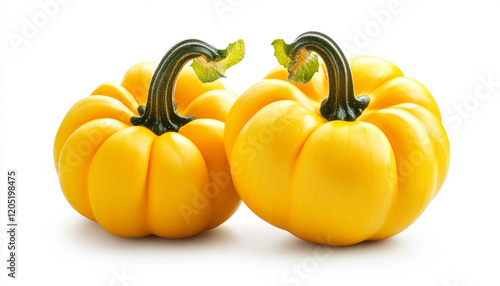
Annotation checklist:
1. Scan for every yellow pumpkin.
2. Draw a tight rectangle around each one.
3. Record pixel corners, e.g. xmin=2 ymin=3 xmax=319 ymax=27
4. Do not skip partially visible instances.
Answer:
xmin=225 ymin=32 xmax=450 ymax=246
xmin=54 ymin=39 xmax=244 ymax=238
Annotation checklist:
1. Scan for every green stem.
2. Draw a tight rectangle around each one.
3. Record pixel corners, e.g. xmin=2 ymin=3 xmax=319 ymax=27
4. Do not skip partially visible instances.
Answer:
xmin=130 ymin=40 xmax=224 ymax=135
xmin=282 ymin=32 xmax=370 ymax=121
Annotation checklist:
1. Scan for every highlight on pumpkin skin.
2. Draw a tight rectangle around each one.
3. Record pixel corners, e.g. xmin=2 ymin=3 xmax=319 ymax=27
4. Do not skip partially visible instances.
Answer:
xmin=54 ymin=39 xmax=244 ymax=238
xmin=226 ymin=31 xmax=449 ymax=246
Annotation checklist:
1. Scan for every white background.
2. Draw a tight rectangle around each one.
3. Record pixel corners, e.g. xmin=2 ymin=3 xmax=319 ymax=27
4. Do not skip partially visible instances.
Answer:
xmin=1 ymin=0 xmax=500 ymax=285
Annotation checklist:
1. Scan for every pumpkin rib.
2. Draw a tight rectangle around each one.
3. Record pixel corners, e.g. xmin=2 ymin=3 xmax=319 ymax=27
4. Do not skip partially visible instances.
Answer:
xmin=231 ymin=100 xmax=324 ymax=230
xmin=357 ymin=121 xmax=400 ymax=243
xmin=286 ymin=120 xmax=397 ymax=245
xmin=143 ymin=132 xmax=158 ymax=236
xmin=264 ymin=63 xmax=329 ymax=103
xmin=147 ymin=132 xmax=212 ymax=237
xmin=177 ymin=134 xmax=213 ymax=235
xmin=388 ymin=103 xmax=449 ymax=199
xmin=389 ymin=105 xmax=442 ymax=200
xmin=362 ymin=108 xmax=439 ymax=240
xmin=121 ymin=62 xmax=157 ymax=106
xmin=91 ymin=81 xmax=140 ymax=115
xmin=87 ymin=127 xmax=154 ymax=237
xmin=179 ymin=119 xmax=237 ymax=231
xmin=224 ymin=80 xmax=318 ymax=159
xmin=180 ymin=90 xmax=238 ymax=123
xmin=83 ymin=121 xmax=130 ymax=223
xmin=285 ymin=115 xmax=324 ymax=232
xmin=172 ymin=66 xmax=226 ymax=114
xmin=53 ymin=95 xmax=134 ymax=169
xmin=364 ymin=77 xmax=442 ymax=121
xmin=349 ymin=55 xmax=405 ymax=97
xmin=58 ymin=118 xmax=128 ymax=221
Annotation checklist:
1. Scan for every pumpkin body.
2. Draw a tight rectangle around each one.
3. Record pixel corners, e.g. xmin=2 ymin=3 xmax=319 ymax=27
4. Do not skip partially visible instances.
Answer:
xmin=55 ymin=63 xmax=240 ymax=238
xmin=225 ymin=56 xmax=450 ymax=246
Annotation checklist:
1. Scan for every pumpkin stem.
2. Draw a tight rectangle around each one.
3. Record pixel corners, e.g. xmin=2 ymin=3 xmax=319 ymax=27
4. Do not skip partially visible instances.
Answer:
xmin=274 ymin=32 xmax=370 ymax=121
xmin=130 ymin=39 xmax=244 ymax=135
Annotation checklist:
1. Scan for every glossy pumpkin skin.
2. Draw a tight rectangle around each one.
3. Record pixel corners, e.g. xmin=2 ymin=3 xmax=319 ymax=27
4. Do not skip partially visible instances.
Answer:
xmin=54 ymin=63 xmax=240 ymax=238
xmin=225 ymin=56 xmax=450 ymax=246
